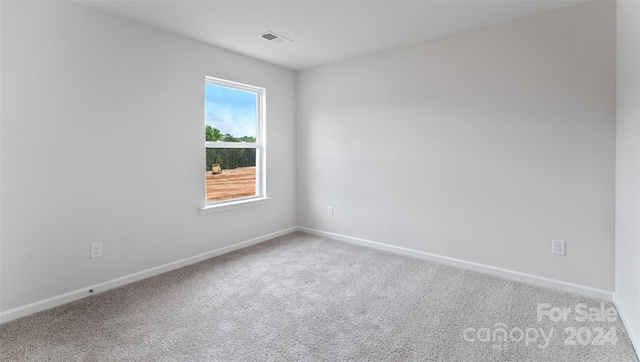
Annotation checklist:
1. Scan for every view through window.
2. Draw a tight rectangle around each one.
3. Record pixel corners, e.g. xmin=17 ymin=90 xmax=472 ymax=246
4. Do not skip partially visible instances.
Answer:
xmin=205 ymin=77 xmax=264 ymax=204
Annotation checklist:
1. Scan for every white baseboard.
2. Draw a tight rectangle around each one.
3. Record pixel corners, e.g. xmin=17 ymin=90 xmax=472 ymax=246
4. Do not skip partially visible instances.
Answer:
xmin=298 ymin=227 xmax=614 ymax=301
xmin=0 ymin=226 xmax=618 ymax=325
xmin=0 ymin=227 xmax=297 ymax=324
xmin=613 ymin=294 xmax=640 ymax=358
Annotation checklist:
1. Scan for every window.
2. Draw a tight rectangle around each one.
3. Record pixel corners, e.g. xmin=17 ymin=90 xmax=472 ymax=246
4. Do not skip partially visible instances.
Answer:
xmin=203 ymin=76 xmax=266 ymax=209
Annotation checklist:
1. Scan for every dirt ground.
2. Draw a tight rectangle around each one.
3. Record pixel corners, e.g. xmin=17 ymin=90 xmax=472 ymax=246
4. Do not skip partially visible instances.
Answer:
xmin=206 ymin=166 xmax=256 ymax=202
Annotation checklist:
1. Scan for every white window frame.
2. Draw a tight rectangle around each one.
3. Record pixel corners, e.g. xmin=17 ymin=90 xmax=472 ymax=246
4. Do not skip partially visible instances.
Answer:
xmin=199 ymin=76 xmax=270 ymax=214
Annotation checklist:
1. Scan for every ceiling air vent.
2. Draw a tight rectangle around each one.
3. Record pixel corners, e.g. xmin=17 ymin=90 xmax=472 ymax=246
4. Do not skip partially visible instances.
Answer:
xmin=259 ymin=31 xmax=292 ymax=45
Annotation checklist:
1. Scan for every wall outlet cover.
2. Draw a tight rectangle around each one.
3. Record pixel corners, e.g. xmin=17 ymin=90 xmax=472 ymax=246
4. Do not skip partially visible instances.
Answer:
xmin=552 ymin=239 xmax=566 ymax=256
xmin=91 ymin=242 xmax=103 ymax=259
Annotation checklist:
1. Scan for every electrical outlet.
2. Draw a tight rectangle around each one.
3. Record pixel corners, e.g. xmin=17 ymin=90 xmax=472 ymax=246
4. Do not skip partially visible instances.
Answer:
xmin=328 ymin=206 xmax=334 ymax=217
xmin=90 ymin=242 xmax=103 ymax=259
xmin=552 ymin=239 xmax=566 ymax=256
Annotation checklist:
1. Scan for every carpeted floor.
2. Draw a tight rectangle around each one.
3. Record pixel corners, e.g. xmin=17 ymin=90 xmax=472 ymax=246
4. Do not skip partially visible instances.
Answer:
xmin=0 ymin=232 xmax=637 ymax=361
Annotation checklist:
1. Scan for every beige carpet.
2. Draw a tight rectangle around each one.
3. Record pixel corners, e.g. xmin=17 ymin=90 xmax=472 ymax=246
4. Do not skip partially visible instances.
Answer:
xmin=1 ymin=232 xmax=637 ymax=361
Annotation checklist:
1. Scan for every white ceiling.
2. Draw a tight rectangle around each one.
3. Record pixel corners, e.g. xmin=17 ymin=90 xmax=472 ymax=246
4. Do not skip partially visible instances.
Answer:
xmin=80 ymin=0 xmax=593 ymax=71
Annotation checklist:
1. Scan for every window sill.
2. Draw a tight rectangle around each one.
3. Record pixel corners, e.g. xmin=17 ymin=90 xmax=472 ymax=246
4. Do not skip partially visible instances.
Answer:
xmin=199 ymin=197 xmax=272 ymax=215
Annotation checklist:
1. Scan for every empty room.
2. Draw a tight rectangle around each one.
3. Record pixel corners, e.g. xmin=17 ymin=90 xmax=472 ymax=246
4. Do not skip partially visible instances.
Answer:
xmin=1 ymin=0 xmax=639 ymax=360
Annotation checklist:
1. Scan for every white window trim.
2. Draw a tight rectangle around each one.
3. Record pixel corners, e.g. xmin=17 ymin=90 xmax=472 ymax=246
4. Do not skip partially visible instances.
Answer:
xmin=200 ymin=76 xmax=267 ymax=213
xmin=205 ymin=141 xmax=259 ymax=149
xmin=199 ymin=196 xmax=272 ymax=214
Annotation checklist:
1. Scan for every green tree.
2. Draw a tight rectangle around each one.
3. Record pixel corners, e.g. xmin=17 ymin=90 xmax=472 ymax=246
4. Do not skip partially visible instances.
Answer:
xmin=205 ymin=127 xmax=257 ymax=171
xmin=223 ymin=133 xmax=238 ymax=142
xmin=206 ymin=125 xmax=223 ymax=141
xmin=239 ymin=136 xmax=256 ymax=142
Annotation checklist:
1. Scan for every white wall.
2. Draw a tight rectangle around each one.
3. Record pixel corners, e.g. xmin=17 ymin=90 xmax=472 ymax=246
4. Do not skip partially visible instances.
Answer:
xmin=0 ymin=0 xmax=4 ymax=317
xmin=297 ymin=1 xmax=616 ymax=290
xmin=0 ymin=1 xmax=297 ymax=312
xmin=616 ymin=0 xmax=640 ymax=351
